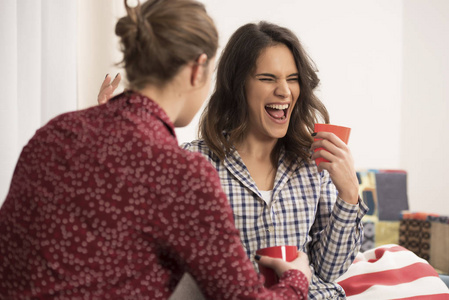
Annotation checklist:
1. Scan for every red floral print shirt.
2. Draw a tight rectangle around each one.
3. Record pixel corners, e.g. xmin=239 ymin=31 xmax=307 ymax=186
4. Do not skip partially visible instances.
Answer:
xmin=0 ymin=92 xmax=308 ymax=299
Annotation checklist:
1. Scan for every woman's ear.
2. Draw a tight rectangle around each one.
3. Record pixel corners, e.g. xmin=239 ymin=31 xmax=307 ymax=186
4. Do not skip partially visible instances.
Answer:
xmin=190 ymin=53 xmax=208 ymax=86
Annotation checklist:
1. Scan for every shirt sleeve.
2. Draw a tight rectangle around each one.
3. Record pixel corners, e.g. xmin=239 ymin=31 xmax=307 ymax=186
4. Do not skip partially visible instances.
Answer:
xmin=308 ymin=170 xmax=368 ymax=282
xmin=156 ymin=152 xmax=309 ymax=299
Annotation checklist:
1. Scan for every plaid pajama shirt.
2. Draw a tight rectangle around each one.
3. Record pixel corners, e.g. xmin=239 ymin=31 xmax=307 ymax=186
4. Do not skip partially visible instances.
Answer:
xmin=183 ymin=139 xmax=367 ymax=300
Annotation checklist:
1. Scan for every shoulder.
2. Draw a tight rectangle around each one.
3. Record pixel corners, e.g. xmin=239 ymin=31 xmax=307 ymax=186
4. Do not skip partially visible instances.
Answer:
xmin=31 ymin=109 xmax=87 ymax=144
xmin=181 ymin=139 xmax=208 ymax=152
xmin=181 ymin=139 xmax=221 ymax=166
xmin=159 ymin=141 xmax=219 ymax=177
xmin=161 ymin=146 xmax=227 ymax=208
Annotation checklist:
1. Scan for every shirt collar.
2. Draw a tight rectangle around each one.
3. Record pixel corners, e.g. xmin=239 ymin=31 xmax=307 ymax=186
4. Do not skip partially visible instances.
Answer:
xmin=115 ymin=91 xmax=177 ymax=138
xmin=223 ymin=145 xmax=303 ymax=198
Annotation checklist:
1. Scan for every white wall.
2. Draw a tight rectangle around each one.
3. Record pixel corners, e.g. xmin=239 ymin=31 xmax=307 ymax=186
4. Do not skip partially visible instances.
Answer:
xmin=0 ymin=1 xmax=78 ymax=204
xmin=191 ymin=0 xmax=449 ymax=215
xmin=401 ymin=0 xmax=449 ymax=215
xmin=0 ymin=0 xmax=19 ymax=201
xmin=2 ymin=0 xmax=447 ymax=215
xmin=64 ymin=0 xmax=449 ymax=216
xmin=77 ymin=0 xmax=124 ymax=109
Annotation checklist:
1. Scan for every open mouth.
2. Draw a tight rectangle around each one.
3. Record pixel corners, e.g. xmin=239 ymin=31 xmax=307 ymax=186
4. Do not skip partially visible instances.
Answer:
xmin=265 ymin=104 xmax=289 ymax=120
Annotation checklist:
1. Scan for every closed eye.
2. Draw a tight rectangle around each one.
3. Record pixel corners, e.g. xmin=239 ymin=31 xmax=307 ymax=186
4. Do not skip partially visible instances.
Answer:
xmin=255 ymin=73 xmax=299 ymax=82
xmin=259 ymin=77 xmax=275 ymax=82
xmin=287 ymin=74 xmax=299 ymax=82
xmin=256 ymin=74 xmax=276 ymax=82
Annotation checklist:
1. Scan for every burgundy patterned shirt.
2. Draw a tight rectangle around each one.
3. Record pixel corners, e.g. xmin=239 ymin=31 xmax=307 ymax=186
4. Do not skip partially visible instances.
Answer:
xmin=0 ymin=92 xmax=308 ymax=299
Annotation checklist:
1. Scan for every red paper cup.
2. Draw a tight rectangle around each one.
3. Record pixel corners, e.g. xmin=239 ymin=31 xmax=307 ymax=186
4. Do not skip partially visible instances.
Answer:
xmin=256 ymin=245 xmax=298 ymax=287
xmin=314 ymin=123 xmax=351 ymax=166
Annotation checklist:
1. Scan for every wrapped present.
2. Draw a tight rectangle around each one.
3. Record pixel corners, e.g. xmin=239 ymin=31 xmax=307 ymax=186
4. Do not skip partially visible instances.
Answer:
xmin=361 ymin=220 xmax=375 ymax=252
xmin=375 ymin=172 xmax=409 ymax=221
xmin=375 ymin=221 xmax=400 ymax=246
xmin=361 ymin=217 xmax=400 ymax=252
xmin=399 ymin=211 xmax=449 ymax=273
xmin=399 ymin=217 xmax=431 ymax=261
xmin=357 ymin=169 xmax=448 ymax=273
xmin=430 ymin=221 xmax=449 ymax=273
xmin=358 ymin=169 xmax=407 ymax=252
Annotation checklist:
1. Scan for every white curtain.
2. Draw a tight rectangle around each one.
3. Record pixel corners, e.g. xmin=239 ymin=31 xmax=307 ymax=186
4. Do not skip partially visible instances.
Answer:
xmin=0 ymin=0 xmax=78 ymax=204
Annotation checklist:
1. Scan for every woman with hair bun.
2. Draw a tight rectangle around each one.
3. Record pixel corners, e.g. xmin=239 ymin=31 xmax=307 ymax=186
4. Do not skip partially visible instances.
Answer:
xmin=0 ymin=0 xmax=311 ymax=299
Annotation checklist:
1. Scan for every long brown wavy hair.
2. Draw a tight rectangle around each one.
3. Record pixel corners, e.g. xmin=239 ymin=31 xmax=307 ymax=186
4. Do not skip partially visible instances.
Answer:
xmin=199 ymin=21 xmax=329 ymax=165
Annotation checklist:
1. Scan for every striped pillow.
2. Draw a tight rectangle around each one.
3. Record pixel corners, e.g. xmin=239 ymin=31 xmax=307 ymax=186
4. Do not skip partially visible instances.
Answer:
xmin=336 ymin=244 xmax=449 ymax=299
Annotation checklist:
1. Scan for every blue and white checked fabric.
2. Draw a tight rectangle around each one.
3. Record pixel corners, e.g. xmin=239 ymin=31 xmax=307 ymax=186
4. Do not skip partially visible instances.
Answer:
xmin=183 ymin=139 xmax=368 ymax=300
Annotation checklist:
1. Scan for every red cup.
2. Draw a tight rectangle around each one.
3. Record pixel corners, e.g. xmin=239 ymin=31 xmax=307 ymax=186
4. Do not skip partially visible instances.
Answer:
xmin=256 ymin=245 xmax=298 ymax=287
xmin=314 ymin=123 xmax=351 ymax=166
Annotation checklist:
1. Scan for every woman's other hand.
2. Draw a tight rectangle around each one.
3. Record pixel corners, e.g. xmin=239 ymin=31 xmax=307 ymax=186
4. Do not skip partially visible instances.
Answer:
xmin=257 ymin=251 xmax=312 ymax=283
xmin=311 ymin=131 xmax=359 ymax=205
xmin=98 ymin=73 xmax=122 ymax=105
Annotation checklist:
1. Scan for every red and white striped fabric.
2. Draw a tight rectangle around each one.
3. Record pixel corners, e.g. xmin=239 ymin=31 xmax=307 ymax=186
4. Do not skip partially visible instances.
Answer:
xmin=336 ymin=244 xmax=449 ymax=299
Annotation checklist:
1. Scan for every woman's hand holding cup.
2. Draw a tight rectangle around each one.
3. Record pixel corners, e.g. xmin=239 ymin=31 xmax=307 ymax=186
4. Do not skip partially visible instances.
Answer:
xmin=311 ymin=124 xmax=359 ymax=205
xmin=256 ymin=246 xmax=312 ymax=287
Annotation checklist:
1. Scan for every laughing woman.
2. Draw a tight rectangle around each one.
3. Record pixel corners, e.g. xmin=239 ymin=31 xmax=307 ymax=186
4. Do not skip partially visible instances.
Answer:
xmin=182 ymin=22 xmax=368 ymax=300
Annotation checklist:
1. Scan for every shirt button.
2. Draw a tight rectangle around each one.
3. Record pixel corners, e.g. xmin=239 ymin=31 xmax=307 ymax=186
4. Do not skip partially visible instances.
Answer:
xmin=267 ymin=225 xmax=275 ymax=232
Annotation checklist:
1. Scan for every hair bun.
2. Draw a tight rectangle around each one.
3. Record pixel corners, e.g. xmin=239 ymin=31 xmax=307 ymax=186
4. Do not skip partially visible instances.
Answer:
xmin=126 ymin=0 xmax=139 ymax=8
xmin=116 ymin=0 xmax=218 ymax=90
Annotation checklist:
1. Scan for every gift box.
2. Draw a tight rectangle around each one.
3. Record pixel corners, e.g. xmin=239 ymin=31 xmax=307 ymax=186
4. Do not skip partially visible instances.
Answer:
xmin=358 ymin=169 xmax=407 ymax=252
xmin=399 ymin=212 xmax=449 ymax=273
